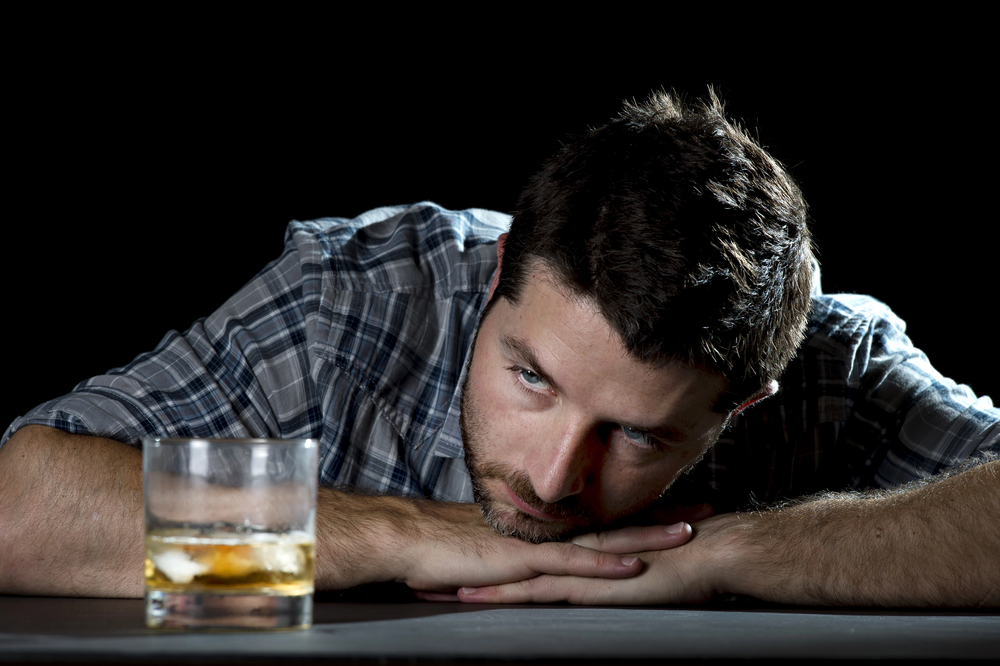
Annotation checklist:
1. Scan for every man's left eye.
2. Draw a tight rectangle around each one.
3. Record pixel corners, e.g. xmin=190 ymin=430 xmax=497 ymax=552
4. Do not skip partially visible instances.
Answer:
xmin=621 ymin=426 xmax=651 ymax=446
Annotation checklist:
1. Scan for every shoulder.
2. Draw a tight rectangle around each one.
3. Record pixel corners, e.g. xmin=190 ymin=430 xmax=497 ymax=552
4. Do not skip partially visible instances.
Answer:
xmin=285 ymin=202 xmax=509 ymax=296
xmin=801 ymin=294 xmax=915 ymax=384
xmin=302 ymin=204 xmax=506 ymax=458
xmin=802 ymin=294 xmax=998 ymax=479
xmin=806 ymin=294 xmax=907 ymax=349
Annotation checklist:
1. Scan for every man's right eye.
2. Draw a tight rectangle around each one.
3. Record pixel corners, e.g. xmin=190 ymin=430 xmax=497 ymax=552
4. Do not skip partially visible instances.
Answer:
xmin=520 ymin=368 xmax=544 ymax=385
xmin=508 ymin=365 xmax=550 ymax=393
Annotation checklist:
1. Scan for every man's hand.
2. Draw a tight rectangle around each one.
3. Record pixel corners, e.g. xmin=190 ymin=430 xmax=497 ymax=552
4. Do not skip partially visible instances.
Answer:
xmin=455 ymin=460 xmax=1000 ymax=607
xmin=455 ymin=515 xmax=727 ymax=606
xmin=313 ymin=490 xmax=695 ymax=600
xmin=0 ymin=426 xmax=694 ymax=599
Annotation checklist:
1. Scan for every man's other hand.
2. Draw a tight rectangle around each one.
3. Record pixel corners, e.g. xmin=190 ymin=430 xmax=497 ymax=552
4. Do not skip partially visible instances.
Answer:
xmin=370 ymin=500 xmax=693 ymax=602
xmin=452 ymin=513 xmax=727 ymax=606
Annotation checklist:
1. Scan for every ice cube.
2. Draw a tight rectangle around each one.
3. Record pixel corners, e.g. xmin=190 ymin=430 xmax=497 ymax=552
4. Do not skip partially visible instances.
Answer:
xmin=254 ymin=543 xmax=303 ymax=576
xmin=152 ymin=549 xmax=210 ymax=584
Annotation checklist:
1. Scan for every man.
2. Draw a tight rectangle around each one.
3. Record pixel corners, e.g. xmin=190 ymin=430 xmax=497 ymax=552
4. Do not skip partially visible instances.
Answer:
xmin=1 ymin=91 xmax=997 ymax=606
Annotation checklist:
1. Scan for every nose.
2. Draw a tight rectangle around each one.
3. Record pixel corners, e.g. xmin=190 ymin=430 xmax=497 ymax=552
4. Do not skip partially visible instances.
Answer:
xmin=525 ymin=419 xmax=600 ymax=504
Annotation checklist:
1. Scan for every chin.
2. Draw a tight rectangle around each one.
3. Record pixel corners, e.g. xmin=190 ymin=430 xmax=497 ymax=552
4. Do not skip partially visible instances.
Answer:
xmin=475 ymin=496 xmax=583 ymax=544
xmin=460 ymin=355 xmax=605 ymax=543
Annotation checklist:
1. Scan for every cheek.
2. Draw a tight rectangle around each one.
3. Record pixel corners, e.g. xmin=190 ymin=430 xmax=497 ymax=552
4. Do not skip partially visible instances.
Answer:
xmin=465 ymin=360 xmax=530 ymax=459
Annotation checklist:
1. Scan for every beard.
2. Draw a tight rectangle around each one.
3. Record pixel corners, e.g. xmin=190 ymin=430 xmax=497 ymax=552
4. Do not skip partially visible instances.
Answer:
xmin=459 ymin=366 xmax=601 ymax=544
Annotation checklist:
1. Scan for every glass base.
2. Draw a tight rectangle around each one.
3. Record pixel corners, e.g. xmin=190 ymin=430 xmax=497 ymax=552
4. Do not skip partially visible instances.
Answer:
xmin=146 ymin=589 xmax=312 ymax=630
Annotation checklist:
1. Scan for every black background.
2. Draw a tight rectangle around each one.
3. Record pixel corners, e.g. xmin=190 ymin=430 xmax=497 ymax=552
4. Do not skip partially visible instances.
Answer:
xmin=5 ymin=13 xmax=996 ymax=436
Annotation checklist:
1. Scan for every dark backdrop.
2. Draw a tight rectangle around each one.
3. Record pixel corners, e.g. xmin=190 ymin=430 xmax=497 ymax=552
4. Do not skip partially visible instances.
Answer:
xmin=5 ymin=17 xmax=996 ymax=438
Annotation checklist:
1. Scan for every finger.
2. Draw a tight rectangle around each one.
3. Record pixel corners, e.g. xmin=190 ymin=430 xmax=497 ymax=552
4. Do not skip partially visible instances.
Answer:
xmin=570 ymin=523 xmax=691 ymax=553
xmin=458 ymin=578 xmax=558 ymax=605
xmin=459 ymin=576 xmax=619 ymax=606
xmin=529 ymin=542 xmax=644 ymax=579
xmin=413 ymin=590 xmax=461 ymax=602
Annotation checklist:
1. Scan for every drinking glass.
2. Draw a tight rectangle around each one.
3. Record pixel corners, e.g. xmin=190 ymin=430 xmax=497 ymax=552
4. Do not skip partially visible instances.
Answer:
xmin=143 ymin=438 xmax=318 ymax=630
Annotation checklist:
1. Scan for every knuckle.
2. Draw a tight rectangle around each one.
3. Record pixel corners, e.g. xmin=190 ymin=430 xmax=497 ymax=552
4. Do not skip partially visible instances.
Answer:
xmin=549 ymin=541 xmax=580 ymax=558
xmin=549 ymin=542 xmax=600 ymax=568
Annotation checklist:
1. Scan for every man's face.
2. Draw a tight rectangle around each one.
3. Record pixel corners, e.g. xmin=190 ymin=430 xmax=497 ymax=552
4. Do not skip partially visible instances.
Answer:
xmin=460 ymin=268 xmax=729 ymax=543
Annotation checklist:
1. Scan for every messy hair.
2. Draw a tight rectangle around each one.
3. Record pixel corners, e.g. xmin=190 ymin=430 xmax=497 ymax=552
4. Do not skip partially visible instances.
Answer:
xmin=491 ymin=89 xmax=815 ymax=410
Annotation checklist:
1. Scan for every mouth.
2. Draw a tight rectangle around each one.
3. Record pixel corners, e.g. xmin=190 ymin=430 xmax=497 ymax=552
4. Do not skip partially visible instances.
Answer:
xmin=471 ymin=474 xmax=598 ymax=544
xmin=503 ymin=483 xmax=573 ymax=522
xmin=496 ymin=480 xmax=597 ymax=530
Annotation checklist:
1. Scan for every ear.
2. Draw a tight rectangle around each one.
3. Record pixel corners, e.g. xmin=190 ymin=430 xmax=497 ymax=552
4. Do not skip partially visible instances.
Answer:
xmin=487 ymin=233 xmax=508 ymax=300
xmin=730 ymin=379 xmax=779 ymax=418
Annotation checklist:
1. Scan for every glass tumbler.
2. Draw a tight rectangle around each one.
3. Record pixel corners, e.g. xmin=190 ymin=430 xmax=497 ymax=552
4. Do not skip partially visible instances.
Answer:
xmin=143 ymin=438 xmax=317 ymax=630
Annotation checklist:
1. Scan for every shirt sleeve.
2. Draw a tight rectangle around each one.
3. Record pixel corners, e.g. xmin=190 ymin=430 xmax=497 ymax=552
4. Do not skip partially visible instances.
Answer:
xmin=1 ymin=223 xmax=325 ymax=448
xmin=824 ymin=295 xmax=1000 ymax=488
xmin=670 ymin=293 xmax=999 ymax=511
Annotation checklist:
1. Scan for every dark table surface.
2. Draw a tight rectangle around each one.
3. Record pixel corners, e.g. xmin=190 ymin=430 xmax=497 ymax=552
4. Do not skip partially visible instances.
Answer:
xmin=2 ymin=591 xmax=998 ymax=664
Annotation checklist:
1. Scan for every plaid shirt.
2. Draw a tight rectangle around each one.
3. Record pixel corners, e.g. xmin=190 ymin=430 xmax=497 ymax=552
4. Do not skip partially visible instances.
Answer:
xmin=4 ymin=203 xmax=997 ymax=509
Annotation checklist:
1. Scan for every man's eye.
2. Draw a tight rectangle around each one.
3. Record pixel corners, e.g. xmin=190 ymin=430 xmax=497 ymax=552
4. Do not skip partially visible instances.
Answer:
xmin=507 ymin=365 xmax=550 ymax=394
xmin=520 ymin=368 xmax=545 ymax=387
xmin=621 ymin=425 xmax=651 ymax=446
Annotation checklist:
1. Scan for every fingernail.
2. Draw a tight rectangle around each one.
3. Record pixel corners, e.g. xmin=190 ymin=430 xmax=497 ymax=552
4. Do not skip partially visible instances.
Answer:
xmin=460 ymin=587 xmax=478 ymax=595
xmin=620 ymin=556 xmax=639 ymax=566
xmin=665 ymin=522 xmax=687 ymax=534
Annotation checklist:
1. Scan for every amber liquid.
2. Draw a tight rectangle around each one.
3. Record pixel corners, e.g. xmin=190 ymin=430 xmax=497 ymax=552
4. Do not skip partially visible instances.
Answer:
xmin=145 ymin=531 xmax=315 ymax=595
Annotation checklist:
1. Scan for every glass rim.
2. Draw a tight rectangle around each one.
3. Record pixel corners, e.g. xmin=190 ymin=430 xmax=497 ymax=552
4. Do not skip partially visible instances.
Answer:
xmin=141 ymin=437 xmax=316 ymax=447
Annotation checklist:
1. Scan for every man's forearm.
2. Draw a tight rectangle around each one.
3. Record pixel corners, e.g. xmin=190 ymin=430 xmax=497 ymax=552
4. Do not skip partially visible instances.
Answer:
xmin=0 ymin=426 xmax=145 ymax=597
xmin=714 ymin=459 xmax=1000 ymax=606
xmin=0 ymin=427 xmax=671 ymax=598
xmin=0 ymin=427 xmax=426 ymax=596
xmin=458 ymin=459 xmax=999 ymax=607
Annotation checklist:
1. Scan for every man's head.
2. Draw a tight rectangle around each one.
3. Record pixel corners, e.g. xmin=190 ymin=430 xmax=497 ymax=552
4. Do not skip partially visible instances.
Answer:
xmin=461 ymin=89 xmax=815 ymax=542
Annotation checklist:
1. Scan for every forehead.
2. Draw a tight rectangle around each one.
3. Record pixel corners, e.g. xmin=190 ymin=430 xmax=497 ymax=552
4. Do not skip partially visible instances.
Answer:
xmin=490 ymin=270 xmax=726 ymax=429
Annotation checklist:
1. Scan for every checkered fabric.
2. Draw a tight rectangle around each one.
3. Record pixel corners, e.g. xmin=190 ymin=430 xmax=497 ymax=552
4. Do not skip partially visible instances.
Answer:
xmin=5 ymin=203 xmax=997 ymax=508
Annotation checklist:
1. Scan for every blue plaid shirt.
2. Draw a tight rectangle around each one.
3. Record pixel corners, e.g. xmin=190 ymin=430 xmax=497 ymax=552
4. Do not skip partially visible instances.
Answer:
xmin=4 ymin=203 xmax=998 ymax=509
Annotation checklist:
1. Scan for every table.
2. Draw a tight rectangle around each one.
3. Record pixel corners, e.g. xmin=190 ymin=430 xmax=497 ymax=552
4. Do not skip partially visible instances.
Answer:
xmin=1 ymin=592 xmax=998 ymax=664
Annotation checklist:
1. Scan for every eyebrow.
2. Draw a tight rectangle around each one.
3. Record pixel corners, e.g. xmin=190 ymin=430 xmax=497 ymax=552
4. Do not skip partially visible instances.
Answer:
xmin=498 ymin=333 xmax=694 ymax=445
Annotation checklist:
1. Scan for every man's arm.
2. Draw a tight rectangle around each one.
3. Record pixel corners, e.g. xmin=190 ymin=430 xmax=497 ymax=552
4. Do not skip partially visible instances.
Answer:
xmin=457 ymin=459 xmax=1000 ymax=606
xmin=0 ymin=426 xmax=692 ymax=597
xmin=0 ymin=426 xmax=144 ymax=597
xmin=728 ymin=458 xmax=999 ymax=606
